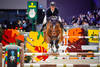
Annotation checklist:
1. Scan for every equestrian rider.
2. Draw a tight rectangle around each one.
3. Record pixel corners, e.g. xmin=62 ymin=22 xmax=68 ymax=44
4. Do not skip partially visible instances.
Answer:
xmin=41 ymin=1 xmax=66 ymax=32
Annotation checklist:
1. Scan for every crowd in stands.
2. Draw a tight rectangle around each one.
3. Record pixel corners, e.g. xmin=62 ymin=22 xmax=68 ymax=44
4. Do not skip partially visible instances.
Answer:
xmin=0 ymin=9 xmax=100 ymax=32
xmin=0 ymin=19 xmax=32 ymax=32
xmin=71 ymin=9 xmax=100 ymax=27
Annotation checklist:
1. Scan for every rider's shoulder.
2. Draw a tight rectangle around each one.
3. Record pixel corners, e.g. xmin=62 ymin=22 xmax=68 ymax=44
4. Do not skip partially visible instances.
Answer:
xmin=55 ymin=7 xmax=58 ymax=9
xmin=46 ymin=8 xmax=51 ymax=11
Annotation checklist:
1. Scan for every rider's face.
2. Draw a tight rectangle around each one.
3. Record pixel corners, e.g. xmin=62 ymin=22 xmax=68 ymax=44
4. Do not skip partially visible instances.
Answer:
xmin=50 ymin=6 xmax=55 ymax=11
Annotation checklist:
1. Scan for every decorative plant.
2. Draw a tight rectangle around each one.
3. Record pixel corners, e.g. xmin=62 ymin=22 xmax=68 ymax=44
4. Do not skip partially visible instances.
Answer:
xmin=67 ymin=28 xmax=87 ymax=52
xmin=1 ymin=29 xmax=24 ymax=46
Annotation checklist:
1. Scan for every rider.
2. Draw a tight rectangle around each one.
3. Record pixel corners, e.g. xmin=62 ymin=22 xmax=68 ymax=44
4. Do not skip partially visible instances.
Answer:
xmin=46 ymin=1 xmax=59 ymax=18
xmin=41 ymin=1 xmax=66 ymax=32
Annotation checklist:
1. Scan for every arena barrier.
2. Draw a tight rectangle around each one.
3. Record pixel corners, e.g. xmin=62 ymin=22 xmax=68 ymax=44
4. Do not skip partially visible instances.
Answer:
xmin=23 ymin=26 xmax=100 ymax=67
xmin=24 ymin=64 xmax=100 ymax=67
xmin=1 ymin=43 xmax=100 ymax=67
xmin=0 ymin=26 xmax=100 ymax=67
xmin=0 ymin=43 xmax=24 ymax=67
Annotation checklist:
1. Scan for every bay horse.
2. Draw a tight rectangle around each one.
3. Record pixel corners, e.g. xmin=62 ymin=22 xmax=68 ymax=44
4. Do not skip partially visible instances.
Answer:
xmin=43 ymin=16 xmax=64 ymax=52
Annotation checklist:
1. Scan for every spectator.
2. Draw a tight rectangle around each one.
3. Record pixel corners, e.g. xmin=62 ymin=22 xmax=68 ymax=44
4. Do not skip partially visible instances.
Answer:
xmin=71 ymin=9 xmax=100 ymax=26
xmin=22 ymin=20 xmax=27 ymax=31
xmin=16 ymin=20 xmax=22 ymax=27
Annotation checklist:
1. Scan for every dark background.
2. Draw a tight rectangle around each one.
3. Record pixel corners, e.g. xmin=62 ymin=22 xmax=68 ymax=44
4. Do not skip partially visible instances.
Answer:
xmin=0 ymin=0 xmax=100 ymax=23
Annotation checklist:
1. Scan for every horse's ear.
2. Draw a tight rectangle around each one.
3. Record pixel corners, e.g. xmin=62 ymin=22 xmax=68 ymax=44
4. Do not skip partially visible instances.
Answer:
xmin=57 ymin=20 xmax=61 ymax=23
xmin=48 ymin=20 xmax=51 ymax=23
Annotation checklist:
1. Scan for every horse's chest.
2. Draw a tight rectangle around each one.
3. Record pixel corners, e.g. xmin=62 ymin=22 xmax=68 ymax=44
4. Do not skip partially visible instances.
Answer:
xmin=49 ymin=26 xmax=59 ymax=38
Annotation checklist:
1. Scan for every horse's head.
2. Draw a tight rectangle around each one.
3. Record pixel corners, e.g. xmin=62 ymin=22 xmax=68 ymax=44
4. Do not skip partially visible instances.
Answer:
xmin=44 ymin=16 xmax=63 ymax=43
xmin=47 ymin=20 xmax=61 ymax=40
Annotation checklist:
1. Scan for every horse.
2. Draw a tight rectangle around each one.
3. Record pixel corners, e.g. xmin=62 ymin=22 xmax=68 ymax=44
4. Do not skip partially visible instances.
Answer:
xmin=42 ymin=16 xmax=64 ymax=52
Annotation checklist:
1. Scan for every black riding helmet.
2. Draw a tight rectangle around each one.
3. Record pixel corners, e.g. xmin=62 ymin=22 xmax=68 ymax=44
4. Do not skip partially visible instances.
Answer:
xmin=50 ymin=1 xmax=56 ymax=6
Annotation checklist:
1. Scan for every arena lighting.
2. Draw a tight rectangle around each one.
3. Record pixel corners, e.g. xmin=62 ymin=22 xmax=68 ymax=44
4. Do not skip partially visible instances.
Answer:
xmin=39 ymin=5 xmax=43 ymax=8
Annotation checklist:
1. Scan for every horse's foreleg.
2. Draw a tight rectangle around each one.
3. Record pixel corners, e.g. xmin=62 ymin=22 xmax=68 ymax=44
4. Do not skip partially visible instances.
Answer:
xmin=55 ymin=40 xmax=59 ymax=52
xmin=50 ymin=40 xmax=54 ymax=52
xmin=50 ymin=41 xmax=53 ymax=48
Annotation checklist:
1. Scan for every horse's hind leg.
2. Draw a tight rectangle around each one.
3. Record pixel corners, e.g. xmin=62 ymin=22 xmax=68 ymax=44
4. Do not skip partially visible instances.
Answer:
xmin=55 ymin=40 xmax=59 ymax=52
